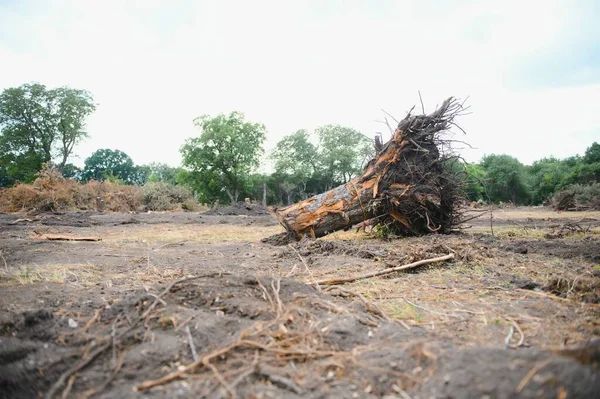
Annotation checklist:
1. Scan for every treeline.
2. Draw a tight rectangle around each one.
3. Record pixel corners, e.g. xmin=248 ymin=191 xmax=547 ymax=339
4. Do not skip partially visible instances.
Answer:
xmin=1 ymin=83 xmax=598 ymax=209
xmin=463 ymin=144 xmax=600 ymax=206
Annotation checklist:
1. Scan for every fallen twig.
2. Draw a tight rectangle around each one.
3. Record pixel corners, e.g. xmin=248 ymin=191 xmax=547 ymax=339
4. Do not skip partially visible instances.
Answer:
xmin=185 ymin=325 xmax=199 ymax=362
xmin=515 ymin=358 xmax=552 ymax=393
xmin=504 ymin=326 xmax=515 ymax=348
xmin=45 ymin=275 xmax=210 ymax=398
xmin=0 ymin=250 xmax=8 ymax=272
xmin=402 ymin=297 xmax=462 ymax=320
xmin=324 ymin=286 xmax=390 ymax=321
xmin=36 ymin=234 xmax=102 ymax=242
xmin=10 ymin=218 xmax=35 ymax=225
xmin=312 ymin=253 xmax=454 ymax=286
xmin=60 ymin=375 xmax=77 ymax=399
xmin=135 ymin=341 xmax=240 ymax=391
xmin=82 ymin=351 xmax=125 ymax=399
xmin=505 ymin=317 xmax=525 ymax=348
xmin=45 ymin=340 xmax=113 ymax=399
xmin=289 ymin=244 xmax=320 ymax=291
xmin=153 ymin=241 xmax=188 ymax=251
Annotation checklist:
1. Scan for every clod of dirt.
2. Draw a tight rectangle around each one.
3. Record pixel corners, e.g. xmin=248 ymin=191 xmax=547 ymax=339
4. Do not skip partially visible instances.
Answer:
xmin=510 ymin=276 xmax=540 ymax=290
xmin=501 ymin=238 xmax=600 ymax=262
xmin=544 ymin=277 xmax=600 ymax=303
xmin=261 ymin=231 xmax=299 ymax=246
xmin=416 ymin=347 xmax=600 ymax=399
xmin=0 ymin=309 xmax=57 ymax=341
xmin=38 ymin=212 xmax=98 ymax=227
xmin=279 ymin=240 xmax=388 ymax=260
xmin=116 ymin=218 xmax=140 ymax=225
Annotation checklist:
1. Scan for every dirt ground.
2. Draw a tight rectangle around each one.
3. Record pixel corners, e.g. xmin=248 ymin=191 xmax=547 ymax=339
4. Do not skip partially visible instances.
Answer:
xmin=0 ymin=206 xmax=599 ymax=398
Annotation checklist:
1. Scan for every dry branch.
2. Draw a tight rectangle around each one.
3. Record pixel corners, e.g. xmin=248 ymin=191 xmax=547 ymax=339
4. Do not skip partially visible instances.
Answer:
xmin=36 ymin=234 xmax=102 ymax=242
xmin=312 ymin=253 xmax=454 ymax=286
xmin=45 ymin=275 xmax=212 ymax=399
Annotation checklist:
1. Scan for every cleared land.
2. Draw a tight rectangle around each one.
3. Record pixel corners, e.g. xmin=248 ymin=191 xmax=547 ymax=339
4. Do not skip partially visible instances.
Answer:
xmin=0 ymin=206 xmax=599 ymax=398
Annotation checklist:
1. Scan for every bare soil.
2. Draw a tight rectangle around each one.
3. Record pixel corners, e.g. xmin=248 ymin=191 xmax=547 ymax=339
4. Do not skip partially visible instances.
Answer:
xmin=0 ymin=207 xmax=599 ymax=398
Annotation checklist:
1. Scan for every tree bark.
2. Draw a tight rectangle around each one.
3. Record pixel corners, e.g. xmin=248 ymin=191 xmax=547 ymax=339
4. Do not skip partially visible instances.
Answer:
xmin=274 ymin=97 xmax=464 ymax=240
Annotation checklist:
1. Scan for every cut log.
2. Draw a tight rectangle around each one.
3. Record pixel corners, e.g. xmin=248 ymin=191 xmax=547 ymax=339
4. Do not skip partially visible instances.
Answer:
xmin=275 ymin=97 xmax=465 ymax=240
xmin=35 ymin=234 xmax=103 ymax=242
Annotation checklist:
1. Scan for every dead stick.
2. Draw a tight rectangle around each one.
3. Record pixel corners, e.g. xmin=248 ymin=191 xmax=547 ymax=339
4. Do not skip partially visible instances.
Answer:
xmin=60 ymin=375 xmax=77 ymax=399
xmin=312 ymin=253 xmax=454 ymax=286
xmin=45 ymin=341 xmax=112 ymax=399
xmin=185 ymin=325 xmax=198 ymax=362
xmin=288 ymin=244 xmax=320 ymax=292
xmin=0 ymin=251 xmax=8 ymax=272
xmin=135 ymin=342 xmax=239 ymax=391
xmin=505 ymin=317 xmax=525 ymax=348
xmin=515 ymin=358 xmax=552 ymax=393
xmin=46 ymin=275 xmax=208 ymax=398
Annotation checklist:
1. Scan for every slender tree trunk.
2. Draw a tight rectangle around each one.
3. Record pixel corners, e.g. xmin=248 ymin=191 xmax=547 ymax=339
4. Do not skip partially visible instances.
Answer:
xmin=225 ymin=188 xmax=235 ymax=204
xmin=262 ymin=183 xmax=267 ymax=207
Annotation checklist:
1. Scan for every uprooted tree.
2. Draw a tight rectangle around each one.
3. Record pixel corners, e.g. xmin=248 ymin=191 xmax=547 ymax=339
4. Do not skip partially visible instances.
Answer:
xmin=274 ymin=97 xmax=467 ymax=240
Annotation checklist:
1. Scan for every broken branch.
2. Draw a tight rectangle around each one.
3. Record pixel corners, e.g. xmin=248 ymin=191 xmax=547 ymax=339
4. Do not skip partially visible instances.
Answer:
xmin=312 ymin=253 xmax=455 ymax=286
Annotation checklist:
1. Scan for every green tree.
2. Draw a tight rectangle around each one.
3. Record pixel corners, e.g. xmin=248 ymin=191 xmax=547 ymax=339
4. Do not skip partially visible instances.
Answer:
xmin=560 ymin=143 xmax=600 ymax=186
xmin=180 ymin=111 xmax=266 ymax=203
xmin=481 ymin=154 xmax=530 ymax=204
xmin=53 ymin=87 xmax=96 ymax=170
xmin=0 ymin=83 xmax=95 ymax=185
xmin=463 ymin=163 xmax=486 ymax=201
xmin=583 ymin=142 xmax=600 ymax=164
xmin=271 ymin=129 xmax=319 ymax=200
xmin=315 ymin=124 xmax=373 ymax=187
xmin=61 ymin=163 xmax=82 ymax=180
xmin=527 ymin=157 xmax=570 ymax=204
xmin=81 ymin=149 xmax=137 ymax=184
xmin=143 ymin=162 xmax=183 ymax=185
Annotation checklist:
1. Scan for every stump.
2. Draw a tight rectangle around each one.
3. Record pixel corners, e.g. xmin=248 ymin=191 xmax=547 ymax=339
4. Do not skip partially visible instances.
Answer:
xmin=274 ymin=97 xmax=466 ymax=240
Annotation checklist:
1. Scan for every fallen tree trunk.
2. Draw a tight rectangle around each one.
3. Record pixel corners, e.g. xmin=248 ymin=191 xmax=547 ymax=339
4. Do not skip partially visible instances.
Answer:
xmin=275 ymin=97 xmax=465 ymax=240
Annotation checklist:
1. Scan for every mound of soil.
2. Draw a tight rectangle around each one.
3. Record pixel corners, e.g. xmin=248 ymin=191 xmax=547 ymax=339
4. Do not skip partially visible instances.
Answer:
xmin=204 ymin=203 xmax=271 ymax=216
xmin=1 ymin=274 xmax=598 ymax=398
xmin=501 ymin=237 xmax=600 ymax=262
xmin=276 ymin=239 xmax=388 ymax=260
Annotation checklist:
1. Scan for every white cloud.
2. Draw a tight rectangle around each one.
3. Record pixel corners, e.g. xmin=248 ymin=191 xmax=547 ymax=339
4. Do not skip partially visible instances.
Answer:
xmin=0 ymin=0 xmax=598 ymax=168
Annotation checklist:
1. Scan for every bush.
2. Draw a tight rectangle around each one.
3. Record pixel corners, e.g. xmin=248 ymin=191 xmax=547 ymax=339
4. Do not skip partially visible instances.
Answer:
xmin=551 ymin=183 xmax=600 ymax=210
xmin=141 ymin=182 xmax=195 ymax=211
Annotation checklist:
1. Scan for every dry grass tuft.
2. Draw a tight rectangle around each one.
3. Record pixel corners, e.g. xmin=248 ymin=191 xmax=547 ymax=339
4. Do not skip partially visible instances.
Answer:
xmin=3 ymin=263 xmax=102 ymax=286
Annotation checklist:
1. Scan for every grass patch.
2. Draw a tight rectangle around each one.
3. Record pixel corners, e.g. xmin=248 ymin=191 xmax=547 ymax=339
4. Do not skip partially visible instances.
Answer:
xmin=4 ymin=263 xmax=102 ymax=286
xmin=104 ymin=224 xmax=284 ymax=245
xmin=381 ymin=301 xmax=423 ymax=321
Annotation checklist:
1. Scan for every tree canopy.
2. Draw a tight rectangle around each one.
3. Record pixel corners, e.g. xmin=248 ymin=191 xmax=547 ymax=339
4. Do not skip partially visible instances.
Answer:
xmin=270 ymin=129 xmax=319 ymax=198
xmin=316 ymin=124 xmax=373 ymax=187
xmin=480 ymin=154 xmax=530 ymax=204
xmin=81 ymin=149 xmax=137 ymax=184
xmin=0 ymin=83 xmax=95 ymax=185
xmin=180 ymin=111 xmax=266 ymax=203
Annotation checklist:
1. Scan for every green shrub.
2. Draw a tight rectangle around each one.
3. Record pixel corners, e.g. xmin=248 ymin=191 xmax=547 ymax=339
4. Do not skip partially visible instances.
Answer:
xmin=141 ymin=182 xmax=195 ymax=211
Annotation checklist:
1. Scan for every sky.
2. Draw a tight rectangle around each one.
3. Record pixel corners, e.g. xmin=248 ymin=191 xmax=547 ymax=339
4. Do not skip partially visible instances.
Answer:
xmin=1 ymin=0 xmax=599 ymax=170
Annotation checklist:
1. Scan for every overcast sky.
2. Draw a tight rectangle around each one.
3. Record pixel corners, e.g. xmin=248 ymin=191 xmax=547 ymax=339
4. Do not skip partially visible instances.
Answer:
xmin=1 ymin=0 xmax=599 ymax=169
